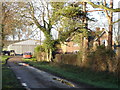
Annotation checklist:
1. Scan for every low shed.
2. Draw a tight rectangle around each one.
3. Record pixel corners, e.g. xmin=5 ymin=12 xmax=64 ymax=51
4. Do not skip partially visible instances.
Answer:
xmin=7 ymin=40 xmax=41 ymax=54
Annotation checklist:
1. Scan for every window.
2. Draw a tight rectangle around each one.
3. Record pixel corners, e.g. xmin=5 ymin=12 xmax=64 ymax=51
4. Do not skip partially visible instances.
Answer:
xmin=73 ymin=50 xmax=79 ymax=53
xmin=73 ymin=43 xmax=79 ymax=47
xmin=102 ymin=40 xmax=105 ymax=45
xmin=102 ymin=40 xmax=107 ymax=46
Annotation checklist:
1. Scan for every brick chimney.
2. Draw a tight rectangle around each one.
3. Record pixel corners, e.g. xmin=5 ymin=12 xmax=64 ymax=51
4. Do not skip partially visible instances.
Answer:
xmin=96 ymin=27 xmax=100 ymax=31
xmin=101 ymin=28 xmax=105 ymax=31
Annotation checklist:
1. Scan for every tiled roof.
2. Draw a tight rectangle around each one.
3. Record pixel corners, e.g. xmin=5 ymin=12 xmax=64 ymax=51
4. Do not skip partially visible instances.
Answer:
xmin=94 ymin=30 xmax=106 ymax=41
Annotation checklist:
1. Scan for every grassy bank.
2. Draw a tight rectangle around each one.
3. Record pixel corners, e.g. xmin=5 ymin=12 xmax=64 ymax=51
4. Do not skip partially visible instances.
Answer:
xmin=1 ymin=55 xmax=23 ymax=89
xmin=23 ymin=58 xmax=119 ymax=89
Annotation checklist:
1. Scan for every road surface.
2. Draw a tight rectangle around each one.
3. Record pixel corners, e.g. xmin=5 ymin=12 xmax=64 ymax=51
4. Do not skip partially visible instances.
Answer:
xmin=7 ymin=56 xmax=86 ymax=89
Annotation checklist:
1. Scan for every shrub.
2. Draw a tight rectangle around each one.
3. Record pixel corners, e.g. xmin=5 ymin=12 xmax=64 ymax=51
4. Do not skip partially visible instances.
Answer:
xmin=34 ymin=45 xmax=45 ymax=53
xmin=55 ymin=54 xmax=78 ymax=65
xmin=34 ymin=45 xmax=46 ymax=61
xmin=35 ymin=52 xmax=46 ymax=61
xmin=87 ymin=45 xmax=116 ymax=72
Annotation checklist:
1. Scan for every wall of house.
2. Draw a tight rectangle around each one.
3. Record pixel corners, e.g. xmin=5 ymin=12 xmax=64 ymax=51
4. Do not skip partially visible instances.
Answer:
xmin=61 ymin=42 xmax=80 ymax=53
xmin=8 ymin=44 xmax=37 ymax=54
xmin=99 ymin=32 xmax=108 ymax=46
xmin=61 ymin=42 xmax=67 ymax=53
xmin=99 ymin=32 xmax=114 ymax=46
xmin=66 ymin=42 xmax=80 ymax=53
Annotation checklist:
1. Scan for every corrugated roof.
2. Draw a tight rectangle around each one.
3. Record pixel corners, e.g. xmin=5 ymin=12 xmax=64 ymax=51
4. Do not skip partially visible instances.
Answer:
xmin=11 ymin=40 xmax=42 ymax=45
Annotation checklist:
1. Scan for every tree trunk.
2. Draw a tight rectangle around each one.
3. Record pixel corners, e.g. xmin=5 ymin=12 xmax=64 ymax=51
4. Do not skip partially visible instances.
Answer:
xmin=1 ymin=24 xmax=5 ymax=50
xmin=82 ymin=2 xmax=88 ymax=49
xmin=46 ymin=50 xmax=49 ymax=62
xmin=108 ymin=0 xmax=113 ymax=48
xmin=82 ymin=37 xmax=88 ymax=63
xmin=1 ymin=3 xmax=4 ymax=50
xmin=117 ymin=47 xmax=120 ymax=59
xmin=49 ymin=49 xmax=53 ymax=62
xmin=82 ymin=2 xmax=88 ymax=65
xmin=108 ymin=24 xmax=113 ymax=48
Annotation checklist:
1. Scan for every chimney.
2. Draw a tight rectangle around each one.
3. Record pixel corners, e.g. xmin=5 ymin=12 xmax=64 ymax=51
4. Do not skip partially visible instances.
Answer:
xmin=101 ymin=28 xmax=105 ymax=31
xmin=96 ymin=27 xmax=100 ymax=31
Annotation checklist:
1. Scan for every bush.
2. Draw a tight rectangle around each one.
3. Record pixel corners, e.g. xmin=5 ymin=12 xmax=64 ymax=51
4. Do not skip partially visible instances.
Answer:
xmin=34 ymin=45 xmax=46 ymax=61
xmin=55 ymin=54 xmax=78 ymax=65
xmin=34 ymin=45 xmax=45 ymax=53
xmin=35 ymin=52 xmax=46 ymax=61
xmin=88 ymin=45 xmax=116 ymax=72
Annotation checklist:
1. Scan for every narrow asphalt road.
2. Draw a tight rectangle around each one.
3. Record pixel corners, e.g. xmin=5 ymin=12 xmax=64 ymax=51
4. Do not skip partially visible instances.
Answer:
xmin=7 ymin=56 xmax=86 ymax=89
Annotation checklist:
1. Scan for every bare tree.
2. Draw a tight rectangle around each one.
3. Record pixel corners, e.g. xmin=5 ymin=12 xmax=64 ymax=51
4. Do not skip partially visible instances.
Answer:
xmin=18 ymin=1 xmax=56 ymax=61
xmin=1 ymin=2 xmax=17 ymax=48
xmin=84 ymin=0 xmax=120 ymax=49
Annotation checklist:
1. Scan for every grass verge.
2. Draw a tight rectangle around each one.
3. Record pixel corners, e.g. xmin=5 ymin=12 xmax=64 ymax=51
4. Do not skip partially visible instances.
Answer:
xmin=23 ymin=58 xmax=119 ymax=89
xmin=1 ymin=55 xmax=24 ymax=89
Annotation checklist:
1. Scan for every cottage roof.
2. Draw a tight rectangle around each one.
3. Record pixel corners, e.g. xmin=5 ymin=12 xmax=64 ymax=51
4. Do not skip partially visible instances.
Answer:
xmin=94 ymin=30 xmax=107 ymax=41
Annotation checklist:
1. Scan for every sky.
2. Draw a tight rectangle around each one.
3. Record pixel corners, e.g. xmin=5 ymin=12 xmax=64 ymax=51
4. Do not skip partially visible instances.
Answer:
xmin=7 ymin=0 xmax=120 ymax=41
xmin=51 ymin=0 xmax=120 ymax=40
xmin=88 ymin=0 xmax=119 ymax=30
xmin=33 ymin=0 xmax=120 ymax=41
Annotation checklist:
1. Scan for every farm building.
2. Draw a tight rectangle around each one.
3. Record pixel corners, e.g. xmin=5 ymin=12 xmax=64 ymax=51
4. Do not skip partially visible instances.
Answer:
xmin=7 ymin=40 xmax=41 ymax=54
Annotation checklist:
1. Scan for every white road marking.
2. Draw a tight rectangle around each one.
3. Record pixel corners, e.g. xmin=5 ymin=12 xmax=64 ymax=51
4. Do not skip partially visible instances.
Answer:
xmin=17 ymin=77 xmax=21 ymax=79
xmin=21 ymin=83 xmax=31 ymax=90
xmin=18 ymin=63 xmax=29 ymax=66
xmin=25 ymin=87 xmax=31 ymax=90
xmin=22 ymin=83 xmax=27 ymax=87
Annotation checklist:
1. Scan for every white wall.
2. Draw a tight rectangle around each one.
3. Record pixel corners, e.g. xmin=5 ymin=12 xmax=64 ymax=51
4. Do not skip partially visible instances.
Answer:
xmin=8 ymin=45 xmax=37 ymax=54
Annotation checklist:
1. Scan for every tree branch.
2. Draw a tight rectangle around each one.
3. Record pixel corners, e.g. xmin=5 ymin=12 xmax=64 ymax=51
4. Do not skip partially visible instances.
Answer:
xmin=103 ymin=0 xmax=110 ymax=21
xmin=84 ymin=0 xmax=120 ymax=12
xmin=21 ymin=15 xmax=32 ymax=19
xmin=87 ymin=10 xmax=104 ymax=12
xmin=27 ymin=2 xmax=46 ymax=33
xmin=111 ymin=19 xmax=120 ymax=25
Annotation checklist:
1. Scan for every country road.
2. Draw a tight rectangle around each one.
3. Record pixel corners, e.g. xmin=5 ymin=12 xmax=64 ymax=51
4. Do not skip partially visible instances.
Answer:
xmin=7 ymin=56 xmax=86 ymax=89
